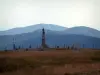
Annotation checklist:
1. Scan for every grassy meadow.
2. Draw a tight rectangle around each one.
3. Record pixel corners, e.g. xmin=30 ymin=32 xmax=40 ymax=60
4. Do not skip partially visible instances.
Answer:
xmin=0 ymin=49 xmax=100 ymax=75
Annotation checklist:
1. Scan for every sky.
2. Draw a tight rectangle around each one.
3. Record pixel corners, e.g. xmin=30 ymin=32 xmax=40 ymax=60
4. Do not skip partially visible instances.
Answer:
xmin=0 ymin=0 xmax=100 ymax=31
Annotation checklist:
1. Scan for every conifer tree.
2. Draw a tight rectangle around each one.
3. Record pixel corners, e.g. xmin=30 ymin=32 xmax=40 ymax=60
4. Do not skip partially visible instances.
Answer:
xmin=64 ymin=44 xmax=65 ymax=48
xmin=57 ymin=46 xmax=59 ymax=48
xmin=4 ymin=46 xmax=7 ymax=52
xmin=29 ymin=45 xmax=32 ymax=48
xmin=67 ymin=46 xmax=70 ymax=49
xmin=18 ymin=46 xmax=21 ymax=49
xmin=26 ymin=48 xmax=28 ymax=51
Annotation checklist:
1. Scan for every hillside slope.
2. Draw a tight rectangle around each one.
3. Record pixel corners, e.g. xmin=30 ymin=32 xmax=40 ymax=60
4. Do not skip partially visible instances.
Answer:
xmin=0 ymin=29 xmax=100 ymax=50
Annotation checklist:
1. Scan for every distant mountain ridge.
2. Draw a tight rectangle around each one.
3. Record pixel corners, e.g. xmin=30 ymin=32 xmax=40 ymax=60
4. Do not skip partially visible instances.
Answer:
xmin=0 ymin=24 xmax=67 ymax=35
xmin=0 ymin=24 xmax=100 ymax=38
xmin=64 ymin=26 xmax=100 ymax=38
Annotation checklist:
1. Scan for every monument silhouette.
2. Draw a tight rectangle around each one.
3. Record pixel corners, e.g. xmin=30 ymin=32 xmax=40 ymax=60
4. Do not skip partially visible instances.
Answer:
xmin=41 ymin=28 xmax=49 ymax=49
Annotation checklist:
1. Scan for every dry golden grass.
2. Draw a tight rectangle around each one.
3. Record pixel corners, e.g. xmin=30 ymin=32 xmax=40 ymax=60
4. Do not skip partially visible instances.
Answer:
xmin=0 ymin=49 xmax=100 ymax=75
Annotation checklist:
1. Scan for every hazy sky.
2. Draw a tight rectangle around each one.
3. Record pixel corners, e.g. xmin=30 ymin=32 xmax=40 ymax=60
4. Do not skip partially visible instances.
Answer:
xmin=0 ymin=0 xmax=100 ymax=31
